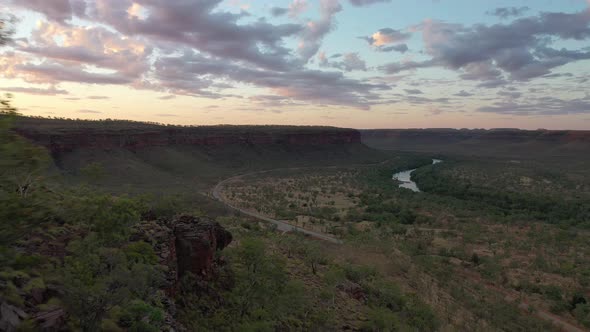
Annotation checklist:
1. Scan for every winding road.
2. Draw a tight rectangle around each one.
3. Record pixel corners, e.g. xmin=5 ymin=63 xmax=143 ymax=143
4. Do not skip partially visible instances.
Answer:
xmin=212 ymin=167 xmax=344 ymax=243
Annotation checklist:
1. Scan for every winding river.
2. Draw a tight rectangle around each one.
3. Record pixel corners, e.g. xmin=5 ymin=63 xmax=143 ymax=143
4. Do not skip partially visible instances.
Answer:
xmin=392 ymin=159 xmax=442 ymax=192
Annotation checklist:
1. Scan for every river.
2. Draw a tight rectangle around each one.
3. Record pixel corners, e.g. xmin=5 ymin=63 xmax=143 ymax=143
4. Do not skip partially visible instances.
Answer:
xmin=392 ymin=159 xmax=442 ymax=192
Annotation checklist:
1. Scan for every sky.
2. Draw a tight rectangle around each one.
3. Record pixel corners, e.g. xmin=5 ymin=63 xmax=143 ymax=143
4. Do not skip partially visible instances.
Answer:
xmin=1 ymin=0 xmax=590 ymax=129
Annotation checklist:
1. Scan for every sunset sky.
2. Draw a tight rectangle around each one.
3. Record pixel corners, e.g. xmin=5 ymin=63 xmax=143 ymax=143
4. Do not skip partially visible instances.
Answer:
xmin=1 ymin=0 xmax=590 ymax=129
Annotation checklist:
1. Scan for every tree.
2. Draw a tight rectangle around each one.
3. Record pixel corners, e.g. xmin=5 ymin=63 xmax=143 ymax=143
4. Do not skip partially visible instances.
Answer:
xmin=80 ymin=162 xmax=106 ymax=184
xmin=0 ymin=20 xmax=55 ymax=246
xmin=62 ymin=236 xmax=164 ymax=331
xmin=282 ymin=232 xmax=304 ymax=258
xmin=63 ymin=194 xmax=142 ymax=245
xmin=230 ymin=238 xmax=287 ymax=320
xmin=322 ymin=266 xmax=346 ymax=306
xmin=0 ymin=95 xmax=51 ymax=246
xmin=471 ymin=252 xmax=480 ymax=266
xmin=302 ymin=242 xmax=324 ymax=275
xmin=363 ymin=306 xmax=401 ymax=332
xmin=0 ymin=102 xmax=50 ymax=198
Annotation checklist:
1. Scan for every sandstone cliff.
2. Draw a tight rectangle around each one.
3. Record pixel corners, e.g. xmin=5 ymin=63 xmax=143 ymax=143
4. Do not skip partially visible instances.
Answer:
xmin=14 ymin=117 xmax=361 ymax=155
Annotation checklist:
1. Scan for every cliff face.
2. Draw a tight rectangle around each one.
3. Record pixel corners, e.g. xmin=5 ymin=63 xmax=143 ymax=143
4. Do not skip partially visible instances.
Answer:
xmin=361 ymin=129 xmax=590 ymax=157
xmin=131 ymin=215 xmax=232 ymax=296
xmin=15 ymin=124 xmax=361 ymax=155
xmin=361 ymin=129 xmax=590 ymax=143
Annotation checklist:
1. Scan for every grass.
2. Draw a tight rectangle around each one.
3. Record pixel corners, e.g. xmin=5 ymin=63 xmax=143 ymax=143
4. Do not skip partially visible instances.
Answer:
xmin=217 ymin=149 xmax=589 ymax=330
xmin=10 ymin=116 xmax=590 ymax=330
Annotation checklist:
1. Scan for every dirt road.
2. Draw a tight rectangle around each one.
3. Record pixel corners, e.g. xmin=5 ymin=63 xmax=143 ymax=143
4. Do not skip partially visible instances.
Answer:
xmin=212 ymin=168 xmax=343 ymax=243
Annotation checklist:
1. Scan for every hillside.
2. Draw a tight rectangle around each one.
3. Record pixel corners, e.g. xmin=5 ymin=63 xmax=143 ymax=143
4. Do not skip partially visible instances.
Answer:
xmin=2 ymin=114 xmax=442 ymax=331
xmin=361 ymin=129 xmax=590 ymax=159
xmin=12 ymin=117 xmax=387 ymax=197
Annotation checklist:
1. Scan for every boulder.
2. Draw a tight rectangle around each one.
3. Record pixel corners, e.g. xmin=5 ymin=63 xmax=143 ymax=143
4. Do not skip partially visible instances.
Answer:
xmin=0 ymin=301 xmax=28 ymax=332
xmin=34 ymin=308 xmax=66 ymax=332
xmin=337 ymin=281 xmax=367 ymax=302
xmin=174 ymin=215 xmax=232 ymax=279
xmin=131 ymin=215 xmax=232 ymax=293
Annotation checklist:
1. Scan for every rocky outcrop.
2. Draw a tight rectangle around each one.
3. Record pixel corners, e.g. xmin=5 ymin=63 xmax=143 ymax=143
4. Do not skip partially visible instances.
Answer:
xmin=14 ymin=118 xmax=361 ymax=155
xmin=337 ymin=280 xmax=367 ymax=302
xmin=131 ymin=215 xmax=232 ymax=295
xmin=129 ymin=215 xmax=232 ymax=332
xmin=0 ymin=301 xmax=28 ymax=332
xmin=174 ymin=215 xmax=233 ymax=280
xmin=34 ymin=308 xmax=66 ymax=331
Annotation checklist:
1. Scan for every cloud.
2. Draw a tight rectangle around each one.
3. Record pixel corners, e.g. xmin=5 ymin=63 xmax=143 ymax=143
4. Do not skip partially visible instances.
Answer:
xmin=319 ymin=52 xmax=367 ymax=71
xmin=2 ymin=86 xmax=68 ymax=95
xmin=403 ymin=95 xmax=450 ymax=105
xmin=341 ymin=53 xmax=367 ymax=71
xmin=378 ymin=44 xmax=408 ymax=53
xmin=10 ymin=0 xmax=86 ymax=23
xmin=154 ymin=50 xmax=388 ymax=108
xmin=361 ymin=28 xmax=411 ymax=53
xmin=87 ymin=0 xmax=302 ymax=71
xmin=380 ymin=60 xmax=435 ymax=74
xmin=488 ymin=7 xmax=530 ymax=19
xmin=497 ymin=90 xmax=522 ymax=99
xmin=362 ymin=28 xmax=411 ymax=46
xmin=2 ymin=0 xmax=391 ymax=109
xmin=289 ymin=0 xmax=308 ymax=18
xmin=7 ymin=0 xmax=588 ymax=119
xmin=298 ymin=0 xmax=342 ymax=62
xmin=270 ymin=7 xmax=288 ymax=17
xmin=404 ymin=89 xmax=423 ymax=94
xmin=381 ymin=10 xmax=590 ymax=86
xmin=87 ymin=95 xmax=109 ymax=99
xmin=477 ymin=96 xmax=590 ymax=115
xmin=15 ymin=62 xmax=134 ymax=85
xmin=454 ymin=90 xmax=473 ymax=97
xmin=348 ymin=0 xmax=391 ymax=7
xmin=77 ymin=109 xmax=102 ymax=113
xmin=476 ymin=79 xmax=508 ymax=89
xmin=6 ymin=21 xmax=151 ymax=85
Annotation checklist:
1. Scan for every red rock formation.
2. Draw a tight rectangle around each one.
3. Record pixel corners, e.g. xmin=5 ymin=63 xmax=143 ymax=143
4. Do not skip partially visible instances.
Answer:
xmin=131 ymin=215 xmax=232 ymax=296
xmin=174 ymin=215 xmax=232 ymax=280
xmin=14 ymin=122 xmax=361 ymax=155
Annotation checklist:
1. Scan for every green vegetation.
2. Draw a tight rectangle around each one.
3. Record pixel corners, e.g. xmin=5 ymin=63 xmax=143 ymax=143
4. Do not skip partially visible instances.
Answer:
xmin=3 ymin=78 xmax=589 ymax=330
xmin=412 ymin=160 xmax=590 ymax=227
xmin=219 ymin=147 xmax=589 ymax=330
xmin=175 ymin=221 xmax=439 ymax=331
xmin=1 ymin=100 xmax=168 ymax=330
xmin=2 ymin=99 xmax=438 ymax=330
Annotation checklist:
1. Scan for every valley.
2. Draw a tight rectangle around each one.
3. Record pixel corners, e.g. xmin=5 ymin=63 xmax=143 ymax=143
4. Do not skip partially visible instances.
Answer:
xmin=2 ymin=115 xmax=590 ymax=331
xmin=3 ymin=2 xmax=590 ymax=331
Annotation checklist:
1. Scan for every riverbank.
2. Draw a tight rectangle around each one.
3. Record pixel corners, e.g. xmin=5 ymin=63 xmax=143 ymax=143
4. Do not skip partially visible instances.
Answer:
xmin=392 ymin=159 xmax=442 ymax=192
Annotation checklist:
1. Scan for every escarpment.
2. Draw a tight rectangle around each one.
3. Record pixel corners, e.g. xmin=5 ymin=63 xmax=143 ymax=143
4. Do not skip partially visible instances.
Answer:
xmin=14 ymin=117 xmax=361 ymax=155
xmin=361 ymin=128 xmax=590 ymax=158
